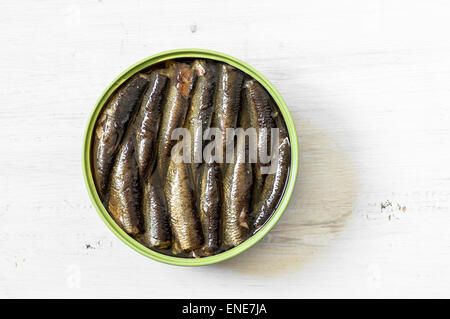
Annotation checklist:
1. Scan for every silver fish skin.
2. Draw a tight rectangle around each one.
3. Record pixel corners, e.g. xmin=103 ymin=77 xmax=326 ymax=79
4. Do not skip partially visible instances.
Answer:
xmin=107 ymin=135 xmax=141 ymax=235
xmin=185 ymin=60 xmax=217 ymax=182
xmin=156 ymin=62 xmax=195 ymax=182
xmin=242 ymin=78 xmax=276 ymax=167
xmin=212 ymin=63 xmax=244 ymax=172
xmin=93 ymin=74 xmax=149 ymax=200
xmin=140 ymin=174 xmax=172 ymax=249
xmin=222 ymin=138 xmax=253 ymax=247
xmin=134 ymin=72 xmax=168 ymax=180
xmin=164 ymin=152 xmax=203 ymax=253
xmin=253 ymin=134 xmax=291 ymax=231
xmin=198 ymin=162 xmax=221 ymax=255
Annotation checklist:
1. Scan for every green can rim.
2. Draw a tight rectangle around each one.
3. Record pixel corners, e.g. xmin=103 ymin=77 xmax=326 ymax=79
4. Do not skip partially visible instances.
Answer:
xmin=82 ymin=49 xmax=299 ymax=266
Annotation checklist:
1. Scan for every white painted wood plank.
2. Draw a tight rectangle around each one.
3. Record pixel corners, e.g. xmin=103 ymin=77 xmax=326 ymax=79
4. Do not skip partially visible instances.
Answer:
xmin=1 ymin=0 xmax=450 ymax=298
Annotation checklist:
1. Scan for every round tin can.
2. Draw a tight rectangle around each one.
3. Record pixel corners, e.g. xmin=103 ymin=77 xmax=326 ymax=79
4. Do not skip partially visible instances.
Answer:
xmin=82 ymin=49 xmax=299 ymax=266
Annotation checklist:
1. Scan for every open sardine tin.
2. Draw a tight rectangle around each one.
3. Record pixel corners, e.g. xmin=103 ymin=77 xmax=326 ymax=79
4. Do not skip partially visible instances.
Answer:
xmin=83 ymin=49 xmax=299 ymax=266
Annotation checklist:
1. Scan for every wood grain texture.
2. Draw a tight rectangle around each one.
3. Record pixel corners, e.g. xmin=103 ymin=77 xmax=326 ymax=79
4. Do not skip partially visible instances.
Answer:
xmin=1 ymin=0 xmax=450 ymax=298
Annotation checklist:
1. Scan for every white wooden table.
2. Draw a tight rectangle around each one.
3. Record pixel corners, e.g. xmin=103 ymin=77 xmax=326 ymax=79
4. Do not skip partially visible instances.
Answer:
xmin=1 ymin=0 xmax=449 ymax=298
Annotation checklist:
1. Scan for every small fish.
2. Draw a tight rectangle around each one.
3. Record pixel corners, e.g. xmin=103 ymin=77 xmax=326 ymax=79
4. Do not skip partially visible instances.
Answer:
xmin=107 ymin=135 xmax=141 ymax=235
xmin=222 ymin=137 xmax=253 ymax=247
xmin=242 ymin=78 xmax=276 ymax=167
xmin=156 ymin=62 xmax=195 ymax=182
xmin=139 ymin=174 xmax=172 ymax=249
xmin=164 ymin=149 xmax=203 ymax=253
xmin=253 ymin=133 xmax=291 ymax=231
xmin=93 ymin=74 xmax=149 ymax=200
xmin=239 ymin=94 xmax=264 ymax=219
xmin=134 ymin=72 xmax=168 ymax=180
xmin=185 ymin=60 xmax=217 ymax=182
xmin=212 ymin=63 xmax=244 ymax=171
xmin=198 ymin=163 xmax=221 ymax=255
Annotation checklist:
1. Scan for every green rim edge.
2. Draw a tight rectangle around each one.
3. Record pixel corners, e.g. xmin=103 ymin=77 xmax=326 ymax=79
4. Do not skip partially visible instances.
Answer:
xmin=82 ymin=49 xmax=299 ymax=266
